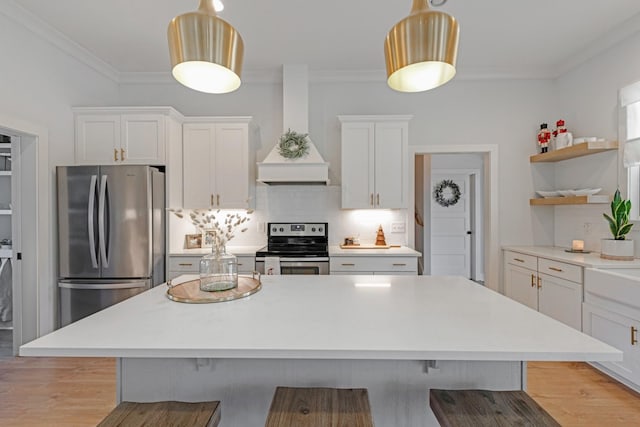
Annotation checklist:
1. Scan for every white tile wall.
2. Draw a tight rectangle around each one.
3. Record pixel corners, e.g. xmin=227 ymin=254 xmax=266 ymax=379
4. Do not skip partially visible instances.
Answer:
xmin=169 ymin=185 xmax=409 ymax=252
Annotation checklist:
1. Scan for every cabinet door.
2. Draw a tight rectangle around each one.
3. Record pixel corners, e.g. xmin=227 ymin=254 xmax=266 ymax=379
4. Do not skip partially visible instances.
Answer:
xmin=214 ymin=124 xmax=248 ymax=208
xmin=504 ymin=264 xmax=538 ymax=310
xmin=121 ymin=114 xmax=165 ymax=164
xmin=341 ymin=122 xmax=375 ymax=208
xmin=538 ymin=272 xmax=582 ymax=330
xmin=583 ymin=302 xmax=640 ymax=386
xmin=183 ymin=124 xmax=215 ymax=208
xmin=75 ymin=115 xmax=120 ymax=164
xmin=374 ymin=122 xmax=407 ymax=208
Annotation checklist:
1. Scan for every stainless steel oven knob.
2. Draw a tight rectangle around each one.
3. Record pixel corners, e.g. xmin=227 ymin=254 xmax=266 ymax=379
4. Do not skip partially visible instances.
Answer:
xmin=312 ymin=227 xmax=316 ymax=232
xmin=279 ymin=227 xmax=284 ymax=232
xmin=319 ymin=227 xmax=323 ymax=232
xmin=272 ymin=227 xmax=277 ymax=232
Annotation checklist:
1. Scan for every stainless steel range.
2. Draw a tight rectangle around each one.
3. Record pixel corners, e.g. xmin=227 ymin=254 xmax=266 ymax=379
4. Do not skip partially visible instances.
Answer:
xmin=255 ymin=222 xmax=329 ymax=275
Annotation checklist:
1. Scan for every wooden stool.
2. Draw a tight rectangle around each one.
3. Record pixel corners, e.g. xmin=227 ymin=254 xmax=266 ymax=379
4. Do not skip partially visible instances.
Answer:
xmin=265 ymin=386 xmax=374 ymax=427
xmin=429 ymin=389 xmax=560 ymax=426
xmin=98 ymin=401 xmax=221 ymax=427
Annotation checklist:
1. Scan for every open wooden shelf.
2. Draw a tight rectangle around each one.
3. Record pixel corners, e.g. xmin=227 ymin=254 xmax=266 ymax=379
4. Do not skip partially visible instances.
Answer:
xmin=530 ymin=141 xmax=618 ymax=163
xmin=530 ymin=195 xmax=610 ymax=205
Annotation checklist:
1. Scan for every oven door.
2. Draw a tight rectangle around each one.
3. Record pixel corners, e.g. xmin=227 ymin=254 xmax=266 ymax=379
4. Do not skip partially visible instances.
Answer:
xmin=256 ymin=257 xmax=329 ymax=275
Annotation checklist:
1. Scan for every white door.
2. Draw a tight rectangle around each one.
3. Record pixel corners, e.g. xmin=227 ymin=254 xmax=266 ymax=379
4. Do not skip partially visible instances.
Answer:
xmin=505 ymin=264 xmax=538 ymax=310
xmin=183 ymin=123 xmax=214 ymax=209
xmin=430 ymin=173 xmax=471 ymax=277
xmin=538 ymin=273 xmax=582 ymax=330
xmin=214 ymin=124 xmax=249 ymax=209
xmin=374 ymin=122 xmax=407 ymax=209
xmin=121 ymin=114 xmax=165 ymax=164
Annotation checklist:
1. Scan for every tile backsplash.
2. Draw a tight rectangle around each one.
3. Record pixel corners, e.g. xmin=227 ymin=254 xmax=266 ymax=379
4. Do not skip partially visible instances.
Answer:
xmin=169 ymin=185 xmax=409 ymax=252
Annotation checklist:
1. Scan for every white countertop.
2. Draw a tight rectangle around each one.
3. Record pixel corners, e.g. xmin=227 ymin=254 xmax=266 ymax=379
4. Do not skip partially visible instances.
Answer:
xmin=170 ymin=245 xmax=263 ymax=257
xmin=504 ymin=246 xmax=640 ymax=268
xmin=21 ymin=274 xmax=619 ymax=362
xmin=329 ymin=245 xmax=421 ymax=257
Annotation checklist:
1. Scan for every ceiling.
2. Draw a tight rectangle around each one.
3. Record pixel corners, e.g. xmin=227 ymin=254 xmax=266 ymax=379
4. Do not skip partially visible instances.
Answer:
xmin=12 ymin=0 xmax=640 ymax=81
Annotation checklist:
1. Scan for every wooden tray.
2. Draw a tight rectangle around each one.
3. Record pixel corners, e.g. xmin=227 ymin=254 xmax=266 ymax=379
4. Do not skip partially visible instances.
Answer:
xmin=339 ymin=244 xmax=399 ymax=249
xmin=166 ymin=273 xmax=261 ymax=303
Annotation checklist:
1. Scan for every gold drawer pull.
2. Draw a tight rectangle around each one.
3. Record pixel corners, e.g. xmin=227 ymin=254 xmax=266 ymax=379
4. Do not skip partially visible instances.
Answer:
xmin=342 ymin=263 xmax=355 ymax=266
xmin=531 ymin=274 xmax=535 ymax=287
xmin=238 ymin=263 xmax=244 ymax=266
xmin=393 ymin=263 xmax=407 ymax=266
xmin=548 ymin=267 xmax=563 ymax=272
xmin=210 ymin=194 xmax=214 ymax=206
xmin=370 ymin=194 xmax=374 ymax=206
xmin=120 ymin=148 xmax=125 ymax=161
xmin=632 ymin=327 xmax=638 ymax=346
xmin=114 ymin=148 xmax=118 ymax=161
xmin=513 ymin=258 xmax=525 ymax=263
xmin=537 ymin=276 xmax=542 ymax=289
xmin=178 ymin=263 xmax=193 ymax=266
xmin=377 ymin=193 xmax=380 ymax=206
xmin=217 ymin=194 xmax=220 ymax=205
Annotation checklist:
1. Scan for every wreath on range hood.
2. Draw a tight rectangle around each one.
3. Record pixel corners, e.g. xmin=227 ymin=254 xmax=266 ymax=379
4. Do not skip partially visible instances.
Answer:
xmin=278 ymin=129 xmax=310 ymax=159
xmin=434 ymin=179 xmax=461 ymax=207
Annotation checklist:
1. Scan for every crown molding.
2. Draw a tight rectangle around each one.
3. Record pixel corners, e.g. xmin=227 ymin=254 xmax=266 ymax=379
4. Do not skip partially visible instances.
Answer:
xmin=0 ymin=0 xmax=120 ymax=83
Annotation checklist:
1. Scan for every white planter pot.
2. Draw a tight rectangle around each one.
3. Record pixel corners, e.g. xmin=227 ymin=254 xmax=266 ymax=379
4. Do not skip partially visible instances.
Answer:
xmin=600 ymin=239 xmax=635 ymax=261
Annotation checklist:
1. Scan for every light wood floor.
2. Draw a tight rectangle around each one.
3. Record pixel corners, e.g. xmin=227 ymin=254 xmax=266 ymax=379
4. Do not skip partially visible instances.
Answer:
xmin=1 ymin=357 xmax=639 ymax=426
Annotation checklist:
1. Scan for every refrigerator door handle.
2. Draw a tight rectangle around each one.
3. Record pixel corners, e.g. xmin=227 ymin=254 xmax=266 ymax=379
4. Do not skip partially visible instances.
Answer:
xmin=58 ymin=281 xmax=148 ymax=290
xmin=87 ymin=175 xmax=99 ymax=269
xmin=98 ymin=174 xmax=109 ymax=268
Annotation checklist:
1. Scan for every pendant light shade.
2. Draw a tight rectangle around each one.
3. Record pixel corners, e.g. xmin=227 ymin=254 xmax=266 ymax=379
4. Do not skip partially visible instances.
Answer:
xmin=385 ymin=0 xmax=459 ymax=92
xmin=168 ymin=0 xmax=244 ymax=94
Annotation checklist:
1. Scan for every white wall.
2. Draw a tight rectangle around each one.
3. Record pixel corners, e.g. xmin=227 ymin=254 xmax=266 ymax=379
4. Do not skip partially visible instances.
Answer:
xmin=553 ymin=31 xmax=640 ymax=252
xmin=0 ymin=7 xmax=119 ymax=337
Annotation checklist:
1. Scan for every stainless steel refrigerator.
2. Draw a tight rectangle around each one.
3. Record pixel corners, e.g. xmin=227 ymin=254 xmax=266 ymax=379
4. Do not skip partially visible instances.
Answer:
xmin=57 ymin=165 xmax=165 ymax=327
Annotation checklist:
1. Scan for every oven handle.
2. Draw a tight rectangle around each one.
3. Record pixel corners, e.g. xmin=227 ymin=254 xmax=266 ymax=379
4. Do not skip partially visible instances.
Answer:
xmin=255 ymin=257 xmax=329 ymax=262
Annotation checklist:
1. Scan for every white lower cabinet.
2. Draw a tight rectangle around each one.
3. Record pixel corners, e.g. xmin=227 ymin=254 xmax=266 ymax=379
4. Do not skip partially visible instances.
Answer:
xmin=583 ymin=303 xmax=640 ymax=388
xmin=168 ymin=255 xmax=255 ymax=280
xmin=504 ymin=250 xmax=583 ymax=330
xmin=330 ymin=256 xmax=418 ymax=275
xmin=583 ymin=267 xmax=640 ymax=391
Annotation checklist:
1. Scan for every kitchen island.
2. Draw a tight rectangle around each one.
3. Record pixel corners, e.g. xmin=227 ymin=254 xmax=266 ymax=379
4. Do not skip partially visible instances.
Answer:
xmin=21 ymin=275 xmax=620 ymax=426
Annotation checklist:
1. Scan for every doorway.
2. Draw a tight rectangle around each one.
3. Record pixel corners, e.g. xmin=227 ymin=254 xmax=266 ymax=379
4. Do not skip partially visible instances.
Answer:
xmin=409 ymin=145 xmax=499 ymax=291
xmin=0 ymin=114 xmax=50 ymax=355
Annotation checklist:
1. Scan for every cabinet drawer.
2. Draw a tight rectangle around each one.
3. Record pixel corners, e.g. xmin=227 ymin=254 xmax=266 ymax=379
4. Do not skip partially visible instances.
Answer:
xmin=504 ymin=251 xmax=537 ymax=271
xmin=330 ymin=256 xmax=416 ymax=273
xmin=237 ymin=256 xmax=255 ymax=273
xmin=539 ymin=258 xmax=582 ymax=283
xmin=169 ymin=256 xmax=201 ymax=272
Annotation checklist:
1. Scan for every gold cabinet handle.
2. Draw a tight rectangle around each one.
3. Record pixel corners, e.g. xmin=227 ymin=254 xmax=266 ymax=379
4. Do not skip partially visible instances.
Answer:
xmin=217 ymin=194 xmax=220 ymax=206
xmin=632 ymin=326 xmax=638 ymax=346
xmin=393 ymin=263 xmax=407 ymax=266
xmin=178 ymin=263 xmax=193 ymax=266
xmin=513 ymin=258 xmax=525 ymax=263
xmin=377 ymin=193 xmax=380 ymax=206
xmin=537 ymin=276 xmax=542 ymax=289
xmin=210 ymin=194 xmax=214 ymax=206
xmin=548 ymin=267 xmax=563 ymax=272
xmin=114 ymin=148 xmax=118 ymax=161
xmin=531 ymin=273 xmax=536 ymax=287
xmin=341 ymin=263 xmax=355 ymax=266
xmin=121 ymin=148 xmax=125 ymax=161
xmin=370 ymin=193 xmax=374 ymax=206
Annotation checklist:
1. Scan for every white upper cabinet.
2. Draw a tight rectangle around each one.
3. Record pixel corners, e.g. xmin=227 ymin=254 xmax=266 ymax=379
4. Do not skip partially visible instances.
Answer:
xmin=182 ymin=118 xmax=251 ymax=209
xmin=339 ymin=115 xmax=411 ymax=209
xmin=74 ymin=107 xmax=182 ymax=165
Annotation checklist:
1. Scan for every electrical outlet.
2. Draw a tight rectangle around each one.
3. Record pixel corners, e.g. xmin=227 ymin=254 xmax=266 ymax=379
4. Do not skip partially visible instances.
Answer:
xmin=584 ymin=222 xmax=593 ymax=234
xmin=257 ymin=221 xmax=266 ymax=233
xmin=391 ymin=222 xmax=406 ymax=233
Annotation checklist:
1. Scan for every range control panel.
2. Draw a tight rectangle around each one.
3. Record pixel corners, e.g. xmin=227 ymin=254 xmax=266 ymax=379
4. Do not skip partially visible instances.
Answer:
xmin=268 ymin=223 xmax=328 ymax=237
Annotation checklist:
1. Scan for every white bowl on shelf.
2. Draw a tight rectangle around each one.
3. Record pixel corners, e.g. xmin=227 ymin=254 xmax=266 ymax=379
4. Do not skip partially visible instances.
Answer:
xmin=557 ymin=190 xmax=575 ymax=197
xmin=573 ymin=188 xmax=602 ymax=196
xmin=536 ymin=190 xmax=560 ymax=198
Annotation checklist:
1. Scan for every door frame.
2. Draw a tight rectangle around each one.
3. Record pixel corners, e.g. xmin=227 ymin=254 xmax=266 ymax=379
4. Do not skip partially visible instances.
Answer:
xmin=0 ymin=113 xmax=50 ymax=354
xmin=409 ymin=145 xmax=499 ymax=291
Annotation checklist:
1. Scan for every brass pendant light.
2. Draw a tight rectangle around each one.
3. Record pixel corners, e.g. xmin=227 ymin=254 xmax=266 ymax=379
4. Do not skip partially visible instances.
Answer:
xmin=385 ymin=0 xmax=459 ymax=92
xmin=167 ymin=0 xmax=244 ymax=94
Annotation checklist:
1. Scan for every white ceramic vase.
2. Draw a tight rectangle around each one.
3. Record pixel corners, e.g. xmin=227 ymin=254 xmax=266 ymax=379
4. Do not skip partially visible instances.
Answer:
xmin=600 ymin=239 xmax=635 ymax=261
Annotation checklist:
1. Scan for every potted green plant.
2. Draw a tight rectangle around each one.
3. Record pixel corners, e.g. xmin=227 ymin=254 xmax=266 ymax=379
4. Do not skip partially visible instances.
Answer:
xmin=601 ymin=189 xmax=635 ymax=260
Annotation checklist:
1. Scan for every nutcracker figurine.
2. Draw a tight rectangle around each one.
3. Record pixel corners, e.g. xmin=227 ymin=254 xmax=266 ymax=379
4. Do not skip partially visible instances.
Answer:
xmin=537 ymin=123 xmax=551 ymax=153
xmin=553 ymin=119 xmax=567 ymax=138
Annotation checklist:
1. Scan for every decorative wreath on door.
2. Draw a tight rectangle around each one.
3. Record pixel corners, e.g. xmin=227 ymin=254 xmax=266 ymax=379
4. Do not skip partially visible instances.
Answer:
xmin=433 ymin=179 xmax=461 ymax=207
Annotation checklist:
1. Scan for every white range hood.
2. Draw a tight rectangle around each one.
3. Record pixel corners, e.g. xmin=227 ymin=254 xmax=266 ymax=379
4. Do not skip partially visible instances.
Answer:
xmin=257 ymin=65 xmax=329 ymax=185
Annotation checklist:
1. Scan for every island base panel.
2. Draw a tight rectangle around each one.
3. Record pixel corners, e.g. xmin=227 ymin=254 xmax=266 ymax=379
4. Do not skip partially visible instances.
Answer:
xmin=118 ymin=358 xmax=522 ymax=427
